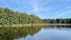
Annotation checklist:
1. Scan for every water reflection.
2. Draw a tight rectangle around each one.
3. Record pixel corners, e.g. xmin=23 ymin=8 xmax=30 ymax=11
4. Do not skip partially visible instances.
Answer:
xmin=0 ymin=26 xmax=42 ymax=40
xmin=14 ymin=25 xmax=71 ymax=40
xmin=0 ymin=25 xmax=71 ymax=40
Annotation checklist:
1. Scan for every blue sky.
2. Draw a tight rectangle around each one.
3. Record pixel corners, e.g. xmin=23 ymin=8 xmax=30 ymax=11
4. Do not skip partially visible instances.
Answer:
xmin=0 ymin=0 xmax=71 ymax=19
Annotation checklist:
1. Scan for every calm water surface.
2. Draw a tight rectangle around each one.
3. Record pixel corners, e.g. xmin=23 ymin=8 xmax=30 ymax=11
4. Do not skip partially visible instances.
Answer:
xmin=0 ymin=26 xmax=71 ymax=40
xmin=15 ymin=28 xmax=71 ymax=40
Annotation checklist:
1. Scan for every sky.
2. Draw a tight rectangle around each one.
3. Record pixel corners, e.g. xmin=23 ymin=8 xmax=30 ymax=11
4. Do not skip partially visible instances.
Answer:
xmin=0 ymin=0 xmax=71 ymax=19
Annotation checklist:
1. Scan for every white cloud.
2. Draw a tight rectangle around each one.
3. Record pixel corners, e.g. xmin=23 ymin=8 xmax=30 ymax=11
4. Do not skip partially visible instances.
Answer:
xmin=33 ymin=7 xmax=39 ymax=12
xmin=33 ymin=6 xmax=42 ymax=13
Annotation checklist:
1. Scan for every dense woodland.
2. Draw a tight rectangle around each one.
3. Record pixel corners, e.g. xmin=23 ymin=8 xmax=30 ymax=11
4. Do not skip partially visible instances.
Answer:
xmin=42 ymin=19 xmax=71 ymax=23
xmin=0 ymin=8 xmax=42 ymax=24
xmin=0 ymin=8 xmax=71 ymax=25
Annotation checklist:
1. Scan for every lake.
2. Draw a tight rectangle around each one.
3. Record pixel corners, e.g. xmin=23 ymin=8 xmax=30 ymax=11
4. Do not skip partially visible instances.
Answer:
xmin=0 ymin=25 xmax=71 ymax=40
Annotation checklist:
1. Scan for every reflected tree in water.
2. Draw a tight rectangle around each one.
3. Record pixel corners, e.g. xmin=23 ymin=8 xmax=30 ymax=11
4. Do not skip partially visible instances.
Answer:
xmin=0 ymin=26 xmax=42 ymax=40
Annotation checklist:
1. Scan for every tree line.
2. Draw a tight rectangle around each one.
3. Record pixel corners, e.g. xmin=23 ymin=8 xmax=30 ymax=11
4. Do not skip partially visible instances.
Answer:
xmin=42 ymin=19 xmax=71 ymax=23
xmin=0 ymin=8 xmax=71 ymax=25
xmin=0 ymin=8 xmax=42 ymax=25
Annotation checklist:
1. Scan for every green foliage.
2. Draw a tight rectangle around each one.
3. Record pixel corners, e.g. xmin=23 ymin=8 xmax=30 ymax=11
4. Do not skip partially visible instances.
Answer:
xmin=0 ymin=8 xmax=42 ymax=24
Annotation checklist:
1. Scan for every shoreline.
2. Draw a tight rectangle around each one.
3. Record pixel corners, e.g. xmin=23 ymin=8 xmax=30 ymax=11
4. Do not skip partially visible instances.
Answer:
xmin=0 ymin=24 xmax=48 ymax=27
xmin=0 ymin=23 xmax=71 ymax=27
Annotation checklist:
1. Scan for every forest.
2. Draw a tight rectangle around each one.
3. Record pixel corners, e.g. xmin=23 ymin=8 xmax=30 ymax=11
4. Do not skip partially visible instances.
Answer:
xmin=0 ymin=8 xmax=71 ymax=25
xmin=0 ymin=8 xmax=42 ymax=25
xmin=42 ymin=19 xmax=71 ymax=23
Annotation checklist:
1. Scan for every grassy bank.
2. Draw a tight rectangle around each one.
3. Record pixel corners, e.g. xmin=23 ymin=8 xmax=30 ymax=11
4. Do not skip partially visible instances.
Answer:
xmin=0 ymin=24 xmax=48 ymax=27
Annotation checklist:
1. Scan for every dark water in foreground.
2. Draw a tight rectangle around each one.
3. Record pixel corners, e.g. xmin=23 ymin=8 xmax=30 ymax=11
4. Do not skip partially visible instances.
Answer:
xmin=0 ymin=25 xmax=71 ymax=40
